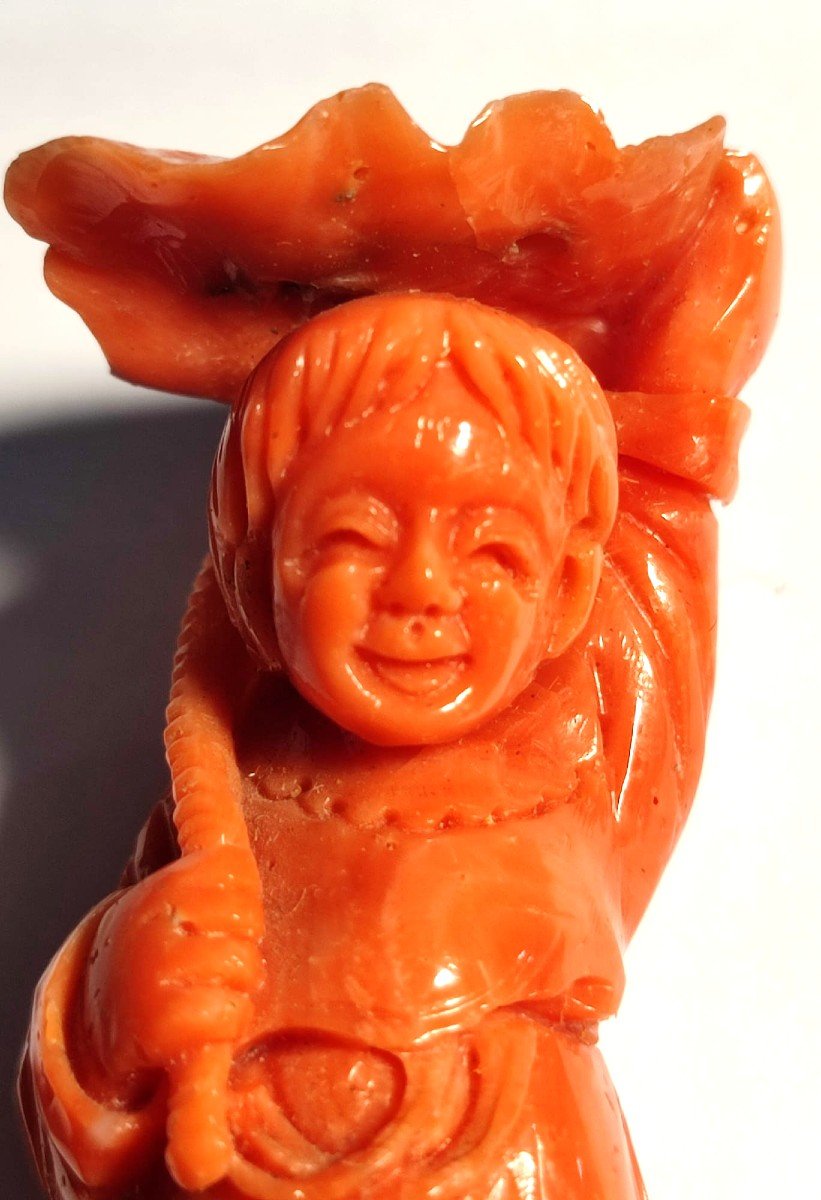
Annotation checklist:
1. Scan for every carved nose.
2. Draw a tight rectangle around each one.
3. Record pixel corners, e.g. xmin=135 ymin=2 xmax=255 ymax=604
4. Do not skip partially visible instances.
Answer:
xmin=378 ymin=539 xmax=461 ymax=617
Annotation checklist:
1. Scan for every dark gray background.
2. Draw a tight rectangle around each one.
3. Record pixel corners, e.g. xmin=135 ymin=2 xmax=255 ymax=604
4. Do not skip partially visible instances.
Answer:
xmin=0 ymin=401 xmax=225 ymax=1198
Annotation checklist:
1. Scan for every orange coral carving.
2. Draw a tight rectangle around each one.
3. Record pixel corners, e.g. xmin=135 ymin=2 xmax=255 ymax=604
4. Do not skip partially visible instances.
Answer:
xmin=6 ymin=88 xmax=779 ymax=1200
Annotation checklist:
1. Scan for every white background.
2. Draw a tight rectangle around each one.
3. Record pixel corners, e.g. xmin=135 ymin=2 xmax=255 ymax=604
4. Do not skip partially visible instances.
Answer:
xmin=1 ymin=2 xmax=819 ymax=1197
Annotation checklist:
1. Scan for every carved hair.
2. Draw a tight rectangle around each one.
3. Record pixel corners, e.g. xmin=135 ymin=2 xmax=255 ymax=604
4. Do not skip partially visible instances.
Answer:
xmin=209 ymin=293 xmax=617 ymax=669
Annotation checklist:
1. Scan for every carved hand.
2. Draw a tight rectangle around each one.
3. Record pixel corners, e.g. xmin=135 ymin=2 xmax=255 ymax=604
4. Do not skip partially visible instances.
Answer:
xmin=83 ymin=845 xmax=264 ymax=1085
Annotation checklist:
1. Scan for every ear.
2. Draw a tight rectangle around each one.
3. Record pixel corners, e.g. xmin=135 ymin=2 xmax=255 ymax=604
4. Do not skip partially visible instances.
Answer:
xmin=546 ymin=539 xmax=603 ymax=657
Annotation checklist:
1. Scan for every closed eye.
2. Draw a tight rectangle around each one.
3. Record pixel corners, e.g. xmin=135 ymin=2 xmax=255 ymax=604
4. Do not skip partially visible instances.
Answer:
xmin=318 ymin=527 xmax=382 ymax=553
xmin=312 ymin=494 xmax=398 ymax=556
xmin=470 ymin=541 xmax=533 ymax=581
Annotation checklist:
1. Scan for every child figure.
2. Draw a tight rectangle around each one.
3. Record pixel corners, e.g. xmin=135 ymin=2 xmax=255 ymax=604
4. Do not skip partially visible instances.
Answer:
xmin=7 ymin=86 xmax=779 ymax=1200
xmin=22 ymin=293 xmax=750 ymax=1200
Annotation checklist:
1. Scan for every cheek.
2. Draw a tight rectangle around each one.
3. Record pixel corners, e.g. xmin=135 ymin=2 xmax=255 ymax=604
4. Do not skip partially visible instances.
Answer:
xmin=462 ymin=577 xmax=543 ymax=674
xmin=290 ymin=563 xmax=377 ymax=670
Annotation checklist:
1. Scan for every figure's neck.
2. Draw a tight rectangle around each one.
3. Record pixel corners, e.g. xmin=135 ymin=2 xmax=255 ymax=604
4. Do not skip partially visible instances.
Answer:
xmin=234 ymin=652 xmax=598 ymax=835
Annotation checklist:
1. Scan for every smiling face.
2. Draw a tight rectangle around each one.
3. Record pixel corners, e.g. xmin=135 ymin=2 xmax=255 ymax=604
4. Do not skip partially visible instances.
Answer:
xmin=273 ymin=368 xmax=562 ymax=745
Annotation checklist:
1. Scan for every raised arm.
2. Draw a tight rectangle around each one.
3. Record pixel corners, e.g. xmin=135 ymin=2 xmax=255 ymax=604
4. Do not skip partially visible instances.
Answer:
xmin=585 ymin=145 xmax=778 ymax=936
xmin=588 ymin=388 xmax=750 ymax=939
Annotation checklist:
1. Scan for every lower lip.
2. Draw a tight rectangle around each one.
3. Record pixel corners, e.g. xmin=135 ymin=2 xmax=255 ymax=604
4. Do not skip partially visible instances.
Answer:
xmin=360 ymin=654 xmax=465 ymax=697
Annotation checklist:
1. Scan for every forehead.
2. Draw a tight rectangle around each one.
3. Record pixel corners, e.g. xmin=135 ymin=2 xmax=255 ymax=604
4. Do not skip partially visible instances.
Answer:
xmin=290 ymin=367 xmax=548 ymax=515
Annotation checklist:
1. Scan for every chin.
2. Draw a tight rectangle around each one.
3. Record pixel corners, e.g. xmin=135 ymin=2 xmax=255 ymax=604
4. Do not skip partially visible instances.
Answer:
xmin=337 ymin=695 xmax=494 ymax=748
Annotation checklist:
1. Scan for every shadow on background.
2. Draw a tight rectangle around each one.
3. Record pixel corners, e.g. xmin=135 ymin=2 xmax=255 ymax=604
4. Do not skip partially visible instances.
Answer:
xmin=0 ymin=401 xmax=226 ymax=1194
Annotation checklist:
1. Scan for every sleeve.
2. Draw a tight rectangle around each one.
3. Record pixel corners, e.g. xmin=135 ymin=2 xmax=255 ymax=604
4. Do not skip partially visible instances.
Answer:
xmin=20 ymin=901 xmax=167 ymax=1195
xmin=18 ymin=798 xmax=180 ymax=1196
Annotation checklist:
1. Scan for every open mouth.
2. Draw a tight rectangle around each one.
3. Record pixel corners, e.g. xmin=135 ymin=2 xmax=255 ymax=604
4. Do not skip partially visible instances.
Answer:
xmin=358 ymin=650 xmax=467 ymax=697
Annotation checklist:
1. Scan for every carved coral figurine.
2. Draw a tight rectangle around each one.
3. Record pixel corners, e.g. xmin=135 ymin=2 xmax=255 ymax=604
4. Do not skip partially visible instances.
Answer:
xmin=5 ymin=87 xmax=779 ymax=1200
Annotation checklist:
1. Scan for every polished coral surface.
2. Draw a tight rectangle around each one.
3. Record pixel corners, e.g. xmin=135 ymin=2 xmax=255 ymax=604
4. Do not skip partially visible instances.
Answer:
xmin=6 ymin=88 xmax=779 ymax=1200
